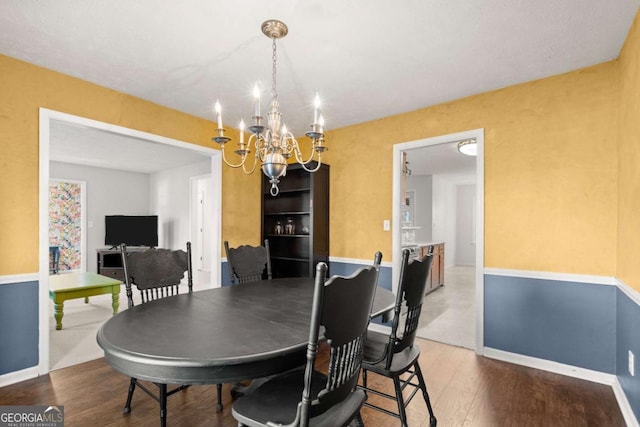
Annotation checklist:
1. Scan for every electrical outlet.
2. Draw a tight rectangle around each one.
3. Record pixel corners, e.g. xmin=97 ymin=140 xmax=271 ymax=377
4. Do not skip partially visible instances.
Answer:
xmin=629 ymin=350 xmax=635 ymax=376
xmin=383 ymin=220 xmax=390 ymax=231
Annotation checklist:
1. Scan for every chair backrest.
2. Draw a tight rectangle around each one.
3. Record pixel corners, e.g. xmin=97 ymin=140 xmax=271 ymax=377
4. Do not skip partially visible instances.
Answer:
xmin=224 ymin=239 xmax=272 ymax=285
xmin=385 ymin=248 xmax=433 ymax=369
xmin=294 ymin=261 xmax=379 ymax=425
xmin=120 ymin=242 xmax=193 ymax=308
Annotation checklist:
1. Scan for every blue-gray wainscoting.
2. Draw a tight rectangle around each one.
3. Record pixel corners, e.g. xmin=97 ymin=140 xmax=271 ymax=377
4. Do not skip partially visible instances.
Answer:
xmin=617 ymin=286 xmax=640 ymax=422
xmin=0 ymin=280 xmax=39 ymax=375
xmin=5 ymin=265 xmax=639 ymax=423
xmin=328 ymin=260 xmax=393 ymax=291
xmin=484 ymin=274 xmax=616 ymax=373
xmin=485 ymin=273 xmax=640 ymax=423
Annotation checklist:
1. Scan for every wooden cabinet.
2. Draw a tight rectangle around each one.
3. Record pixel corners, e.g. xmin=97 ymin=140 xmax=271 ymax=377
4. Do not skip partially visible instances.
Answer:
xmin=421 ymin=242 xmax=444 ymax=293
xmin=261 ymin=162 xmax=329 ymax=278
xmin=97 ymin=247 xmax=148 ymax=281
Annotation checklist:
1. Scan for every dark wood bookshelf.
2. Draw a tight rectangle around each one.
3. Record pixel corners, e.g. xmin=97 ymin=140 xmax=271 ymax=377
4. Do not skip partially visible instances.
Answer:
xmin=261 ymin=162 xmax=329 ymax=278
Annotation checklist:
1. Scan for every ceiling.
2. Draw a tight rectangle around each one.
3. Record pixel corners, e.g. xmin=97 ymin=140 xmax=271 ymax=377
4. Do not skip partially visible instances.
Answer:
xmin=50 ymin=121 xmax=211 ymax=174
xmin=2 ymin=0 xmax=639 ymax=174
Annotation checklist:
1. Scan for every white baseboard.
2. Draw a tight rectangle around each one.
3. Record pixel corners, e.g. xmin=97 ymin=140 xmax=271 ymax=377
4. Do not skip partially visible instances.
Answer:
xmin=483 ymin=347 xmax=640 ymax=425
xmin=612 ymin=377 xmax=640 ymax=427
xmin=483 ymin=347 xmax=615 ymax=385
xmin=0 ymin=366 xmax=39 ymax=388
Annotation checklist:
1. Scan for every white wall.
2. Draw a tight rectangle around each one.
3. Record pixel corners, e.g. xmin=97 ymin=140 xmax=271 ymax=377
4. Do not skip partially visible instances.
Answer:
xmin=149 ymin=159 xmax=211 ymax=251
xmin=455 ymin=184 xmax=476 ymax=266
xmin=406 ymin=174 xmax=433 ymax=243
xmin=50 ymin=161 xmax=150 ymax=273
xmin=432 ymin=173 xmax=475 ymax=267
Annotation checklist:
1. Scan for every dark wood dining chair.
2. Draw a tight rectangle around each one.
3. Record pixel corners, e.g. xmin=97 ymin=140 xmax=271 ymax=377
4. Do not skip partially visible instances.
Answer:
xmin=119 ymin=242 xmax=223 ymax=426
xmin=224 ymin=239 xmax=272 ymax=285
xmin=231 ymin=261 xmax=380 ymax=427
xmin=359 ymin=249 xmax=437 ymax=427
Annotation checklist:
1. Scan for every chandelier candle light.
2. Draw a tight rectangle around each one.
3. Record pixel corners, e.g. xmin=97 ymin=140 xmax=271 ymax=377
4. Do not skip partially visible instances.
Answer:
xmin=212 ymin=20 xmax=327 ymax=196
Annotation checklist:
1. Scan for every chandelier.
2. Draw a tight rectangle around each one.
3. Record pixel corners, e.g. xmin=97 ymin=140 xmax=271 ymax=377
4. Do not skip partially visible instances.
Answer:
xmin=212 ymin=20 xmax=327 ymax=196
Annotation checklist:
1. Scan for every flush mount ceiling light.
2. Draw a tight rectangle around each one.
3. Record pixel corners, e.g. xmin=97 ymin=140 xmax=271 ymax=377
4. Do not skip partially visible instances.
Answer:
xmin=212 ymin=20 xmax=327 ymax=196
xmin=457 ymin=138 xmax=477 ymax=156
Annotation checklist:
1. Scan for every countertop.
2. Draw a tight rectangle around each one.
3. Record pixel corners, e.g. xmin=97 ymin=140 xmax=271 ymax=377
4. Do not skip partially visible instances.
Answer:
xmin=402 ymin=241 xmax=445 ymax=247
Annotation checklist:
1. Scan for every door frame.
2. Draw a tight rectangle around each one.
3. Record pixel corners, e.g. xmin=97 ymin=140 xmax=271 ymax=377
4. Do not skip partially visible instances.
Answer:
xmin=38 ymin=108 xmax=222 ymax=374
xmin=392 ymin=128 xmax=485 ymax=354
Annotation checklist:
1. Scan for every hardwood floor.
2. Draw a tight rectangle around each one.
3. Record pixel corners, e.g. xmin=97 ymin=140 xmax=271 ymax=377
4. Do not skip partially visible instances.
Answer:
xmin=0 ymin=339 xmax=625 ymax=426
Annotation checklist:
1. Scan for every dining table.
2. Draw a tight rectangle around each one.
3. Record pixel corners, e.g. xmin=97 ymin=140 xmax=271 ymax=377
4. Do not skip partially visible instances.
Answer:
xmin=97 ymin=276 xmax=395 ymax=386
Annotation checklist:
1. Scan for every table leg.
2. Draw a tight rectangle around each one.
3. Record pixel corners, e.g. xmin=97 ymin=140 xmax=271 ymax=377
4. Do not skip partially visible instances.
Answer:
xmin=53 ymin=302 xmax=64 ymax=330
xmin=112 ymin=288 xmax=120 ymax=315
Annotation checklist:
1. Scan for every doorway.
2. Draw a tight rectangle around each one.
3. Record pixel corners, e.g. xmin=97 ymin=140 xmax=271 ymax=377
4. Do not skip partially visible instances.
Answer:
xmin=190 ymin=174 xmax=214 ymax=289
xmin=392 ymin=128 xmax=484 ymax=353
xmin=38 ymin=108 xmax=222 ymax=375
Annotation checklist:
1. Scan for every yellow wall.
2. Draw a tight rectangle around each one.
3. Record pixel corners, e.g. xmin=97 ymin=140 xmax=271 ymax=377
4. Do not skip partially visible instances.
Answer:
xmin=618 ymin=10 xmax=640 ymax=291
xmin=0 ymin=39 xmax=627 ymax=279
xmin=328 ymin=62 xmax=619 ymax=276
xmin=0 ymin=54 xmax=261 ymax=275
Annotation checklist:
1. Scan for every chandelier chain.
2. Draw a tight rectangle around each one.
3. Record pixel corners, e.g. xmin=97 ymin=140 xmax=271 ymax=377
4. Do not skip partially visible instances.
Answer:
xmin=271 ymin=38 xmax=278 ymax=102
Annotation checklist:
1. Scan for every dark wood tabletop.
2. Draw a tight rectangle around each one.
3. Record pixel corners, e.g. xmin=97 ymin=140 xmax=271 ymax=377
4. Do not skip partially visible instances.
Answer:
xmin=97 ymin=277 xmax=394 ymax=385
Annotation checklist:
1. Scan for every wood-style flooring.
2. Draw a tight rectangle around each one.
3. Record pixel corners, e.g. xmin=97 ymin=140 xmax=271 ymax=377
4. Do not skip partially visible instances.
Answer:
xmin=0 ymin=339 xmax=625 ymax=426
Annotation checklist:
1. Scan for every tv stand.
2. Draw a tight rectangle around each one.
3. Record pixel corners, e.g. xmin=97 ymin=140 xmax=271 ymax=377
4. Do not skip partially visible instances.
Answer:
xmin=97 ymin=247 xmax=148 ymax=281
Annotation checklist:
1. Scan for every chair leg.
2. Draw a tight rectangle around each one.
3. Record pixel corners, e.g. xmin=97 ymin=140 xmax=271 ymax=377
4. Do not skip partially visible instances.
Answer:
xmin=414 ymin=363 xmax=437 ymax=426
xmin=353 ymin=412 xmax=365 ymax=427
xmin=414 ymin=362 xmax=437 ymax=427
xmin=123 ymin=377 xmax=136 ymax=414
xmin=362 ymin=369 xmax=368 ymax=398
xmin=159 ymin=383 xmax=167 ymax=427
xmin=216 ymin=383 xmax=223 ymax=412
xmin=393 ymin=376 xmax=409 ymax=427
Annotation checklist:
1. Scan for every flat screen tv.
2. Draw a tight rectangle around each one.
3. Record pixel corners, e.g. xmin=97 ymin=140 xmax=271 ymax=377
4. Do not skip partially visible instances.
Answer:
xmin=105 ymin=215 xmax=158 ymax=247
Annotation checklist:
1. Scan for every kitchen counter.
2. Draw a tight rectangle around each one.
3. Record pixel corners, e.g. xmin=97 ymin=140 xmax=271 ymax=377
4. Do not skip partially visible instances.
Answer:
xmin=412 ymin=241 xmax=444 ymax=247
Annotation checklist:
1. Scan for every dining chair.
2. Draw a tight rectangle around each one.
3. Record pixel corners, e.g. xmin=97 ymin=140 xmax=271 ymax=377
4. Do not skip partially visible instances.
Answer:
xmin=231 ymin=260 xmax=380 ymax=427
xmin=224 ymin=239 xmax=272 ymax=285
xmin=119 ymin=242 xmax=224 ymax=425
xmin=359 ymin=249 xmax=437 ymax=427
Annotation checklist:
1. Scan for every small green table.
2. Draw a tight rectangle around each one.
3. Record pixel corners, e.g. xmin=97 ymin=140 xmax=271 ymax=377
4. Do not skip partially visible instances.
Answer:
xmin=49 ymin=272 xmax=122 ymax=330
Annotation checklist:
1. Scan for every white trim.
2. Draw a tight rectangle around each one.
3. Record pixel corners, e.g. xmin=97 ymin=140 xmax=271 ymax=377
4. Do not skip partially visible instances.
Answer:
xmin=484 ymin=268 xmax=617 ymax=286
xmin=328 ymin=256 xmax=393 ymax=268
xmin=484 ymin=347 xmax=639 ymax=426
xmin=392 ymin=128 xmax=485 ymax=355
xmin=0 ymin=366 xmax=40 ymax=388
xmin=0 ymin=273 xmax=39 ymax=285
xmin=613 ymin=377 xmax=640 ymax=427
xmin=617 ymin=278 xmax=640 ymax=306
xmin=483 ymin=347 xmax=616 ymax=385
xmin=211 ymin=153 xmax=222 ymax=287
xmin=39 ymin=109 xmax=51 ymax=376
xmin=39 ymin=107 xmax=222 ymax=376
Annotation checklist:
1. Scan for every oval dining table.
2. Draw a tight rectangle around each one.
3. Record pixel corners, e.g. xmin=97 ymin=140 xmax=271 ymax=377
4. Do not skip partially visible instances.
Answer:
xmin=97 ymin=277 xmax=395 ymax=386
